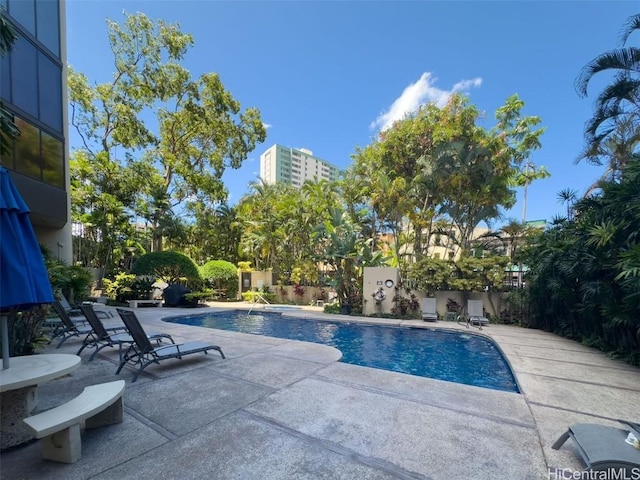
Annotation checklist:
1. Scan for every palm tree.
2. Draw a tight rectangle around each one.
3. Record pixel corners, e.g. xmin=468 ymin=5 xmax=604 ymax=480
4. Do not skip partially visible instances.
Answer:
xmin=575 ymin=13 xmax=640 ymax=155
xmin=556 ymin=188 xmax=578 ymax=220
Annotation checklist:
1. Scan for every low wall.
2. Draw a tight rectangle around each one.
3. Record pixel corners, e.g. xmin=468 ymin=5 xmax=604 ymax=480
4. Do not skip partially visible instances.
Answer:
xmin=272 ymin=286 xmax=331 ymax=305
xmin=416 ymin=291 xmax=508 ymax=319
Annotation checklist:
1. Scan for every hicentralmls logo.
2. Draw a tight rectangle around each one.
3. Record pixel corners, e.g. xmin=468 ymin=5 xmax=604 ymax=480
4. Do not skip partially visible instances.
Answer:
xmin=547 ymin=468 xmax=640 ymax=480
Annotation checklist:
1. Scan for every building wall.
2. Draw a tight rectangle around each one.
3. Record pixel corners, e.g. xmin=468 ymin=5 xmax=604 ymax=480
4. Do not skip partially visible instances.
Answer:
xmin=259 ymin=144 xmax=339 ymax=188
xmin=1 ymin=0 xmax=71 ymax=263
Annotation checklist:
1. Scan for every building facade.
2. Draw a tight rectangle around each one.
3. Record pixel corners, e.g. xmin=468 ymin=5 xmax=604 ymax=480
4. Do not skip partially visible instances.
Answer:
xmin=0 ymin=0 xmax=71 ymax=263
xmin=259 ymin=144 xmax=340 ymax=188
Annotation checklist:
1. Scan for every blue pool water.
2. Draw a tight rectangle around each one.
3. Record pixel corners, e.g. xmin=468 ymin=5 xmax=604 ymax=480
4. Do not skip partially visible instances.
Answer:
xmin=165 ymin=311 xmax=519 ymax=393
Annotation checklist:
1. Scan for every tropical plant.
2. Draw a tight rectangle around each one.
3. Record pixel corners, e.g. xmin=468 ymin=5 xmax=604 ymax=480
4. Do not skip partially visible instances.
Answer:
xmin=43 ymin=245 xmax=95 ymax=304
xmin=522 ymin=161 xmax=640 ymax=364
xmin=575 ymin=13 xmax=640 ymax=162
xmin=313 ymin=207 xmax=388 ymax=312
xmin=409 ymin=256 xmax=510 ymax=294
xmin=390 ymin=282 xmax=420 ymax=318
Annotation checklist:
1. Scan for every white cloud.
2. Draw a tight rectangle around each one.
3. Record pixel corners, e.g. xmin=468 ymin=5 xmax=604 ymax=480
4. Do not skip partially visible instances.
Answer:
xmin=263 ymin=123 xmax=272 ymax=130
xmin=370 ymin=72 xmax=482 ymax=132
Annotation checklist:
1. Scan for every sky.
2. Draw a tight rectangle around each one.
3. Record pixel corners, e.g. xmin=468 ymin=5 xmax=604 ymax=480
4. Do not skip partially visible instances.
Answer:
xmin=65 ymin=0 xmax=639 ymax=226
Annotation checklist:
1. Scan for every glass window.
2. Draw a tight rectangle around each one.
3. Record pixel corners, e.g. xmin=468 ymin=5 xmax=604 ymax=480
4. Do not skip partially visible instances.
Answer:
xmin=0 ymin=125 xmax=15 ymax=169
xmin=14 ymin=116 xmax=41 ymax=180
xmin=38 ymin=52 xmax=62 ymax=132
xmin=41 ymin=130 xmax=62 ymax=187
xmin=0 ymin=54 xmax=10 ymax=101
xmin=35 ymin=0 xmax=59 ymax=57
xmin=8 ymin=0 xmax=35 ymax=35
xmin=11 ymin=34 xmax=38 ymax=118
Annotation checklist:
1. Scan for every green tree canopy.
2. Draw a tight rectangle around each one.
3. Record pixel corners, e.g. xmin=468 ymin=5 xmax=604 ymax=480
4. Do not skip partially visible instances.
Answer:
xmin=350 ymin=93 xmax=546 ymax=261
xmin=132 ymin=251 xmax=201 ymax=285
xmin=69 ymin=11 xmax=267 ymax=273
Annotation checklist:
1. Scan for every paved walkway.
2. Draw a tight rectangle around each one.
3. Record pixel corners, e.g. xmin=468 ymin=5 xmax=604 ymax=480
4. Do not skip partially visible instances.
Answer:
xmin=1 ymin=303 xmax=639 ymax=479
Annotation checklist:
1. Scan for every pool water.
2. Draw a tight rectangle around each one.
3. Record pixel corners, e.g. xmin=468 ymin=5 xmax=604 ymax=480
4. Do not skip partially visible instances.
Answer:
xmin=165 ymin=311 xmax=519 ymax=393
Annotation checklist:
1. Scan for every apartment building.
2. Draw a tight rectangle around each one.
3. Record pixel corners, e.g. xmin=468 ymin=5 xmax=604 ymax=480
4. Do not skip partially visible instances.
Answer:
xmin=259 ymin=144 xmax=340 ymax=188
xmin=1 ymin=0 xmax=71 ymax=263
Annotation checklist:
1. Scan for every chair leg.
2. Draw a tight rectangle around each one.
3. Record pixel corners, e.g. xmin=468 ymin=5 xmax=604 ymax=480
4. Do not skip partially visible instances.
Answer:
xmin=131 ymin=362 xmax=151 ymax=383
xmin=76 ymin=343 xmax=88 ymax=356
xmin=89 ymin=343 xmax=111 ymax=362
xmin=57 ymin=334 xmax=75 ymax=349
xmin=551 ymin=430 xmax=570 ymax=450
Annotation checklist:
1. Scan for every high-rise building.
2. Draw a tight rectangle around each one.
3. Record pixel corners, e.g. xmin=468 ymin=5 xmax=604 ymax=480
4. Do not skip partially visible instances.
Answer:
xmin=1 ymin=0 xmax=71 ymax=263
xmin=259 ymin=144 xmax=340 ymax=188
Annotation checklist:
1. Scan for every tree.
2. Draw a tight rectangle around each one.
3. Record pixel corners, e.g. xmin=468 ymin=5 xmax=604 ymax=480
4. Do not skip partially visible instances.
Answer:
xmin=579 ymin=118 xmax=640 ymax=195
xmin=556 ymin=188 xmax=578 ymax=221
xmin=69 ymin=11 xmax=266 ymax=262
xmin=350 ymin=93 xmax=546 ymax=262
xmin=575 ymin=13 xmax=640 ymax=157
xmin=313 ymin=207 xmax=388 ymax=312
xmin=70 ymin=150 xmax=140 ymax=277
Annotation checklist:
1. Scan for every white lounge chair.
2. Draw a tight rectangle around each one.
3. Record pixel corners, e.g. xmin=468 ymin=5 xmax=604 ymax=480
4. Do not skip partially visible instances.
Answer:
xmin=466 ymin=300 xmax=489 ymax=329
xmin=420 ymin=298 xmax=438 ymax=322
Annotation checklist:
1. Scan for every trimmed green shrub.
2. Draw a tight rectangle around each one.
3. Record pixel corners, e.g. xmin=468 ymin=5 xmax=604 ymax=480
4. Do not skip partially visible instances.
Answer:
xmin=241 ymin=290 xmax=277 ymax=303
xmin=132 ymin=251 xmax=201 ymax=286
xmin=200 ymin=260 xmax=239 ymax=299
xmin=103 ymin=273 xmax=155 ymax=302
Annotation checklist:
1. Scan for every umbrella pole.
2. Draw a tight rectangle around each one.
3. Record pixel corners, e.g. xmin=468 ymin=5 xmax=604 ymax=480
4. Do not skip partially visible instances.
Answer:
xmin=2 ymin=315 xmax=9 ymax=369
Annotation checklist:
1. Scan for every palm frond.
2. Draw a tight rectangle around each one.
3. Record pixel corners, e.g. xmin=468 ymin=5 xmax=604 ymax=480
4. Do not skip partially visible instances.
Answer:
xmin=575 ymin=48 xmax=640 ymax=97
xmin=619 ymin=13 xmax=640 ymax=45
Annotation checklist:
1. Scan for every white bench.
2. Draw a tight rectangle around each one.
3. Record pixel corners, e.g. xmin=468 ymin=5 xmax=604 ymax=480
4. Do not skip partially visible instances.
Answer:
xmin=128 ymin=299 xmax=162 ymax=308
xmin=23 ymin=380 xmax=125 ymax=463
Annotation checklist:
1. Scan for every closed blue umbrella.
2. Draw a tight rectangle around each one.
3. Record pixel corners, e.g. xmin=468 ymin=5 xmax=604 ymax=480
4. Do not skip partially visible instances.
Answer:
xmin=0 ymin=167 xmax=54 ymax=369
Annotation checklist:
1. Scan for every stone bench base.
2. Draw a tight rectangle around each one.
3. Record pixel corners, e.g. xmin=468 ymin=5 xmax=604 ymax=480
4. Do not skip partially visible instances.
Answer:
xmin=23 ymin=380 xmax=125 ymax=463
xmin=128 ymin=299 xmax=162 ymax=308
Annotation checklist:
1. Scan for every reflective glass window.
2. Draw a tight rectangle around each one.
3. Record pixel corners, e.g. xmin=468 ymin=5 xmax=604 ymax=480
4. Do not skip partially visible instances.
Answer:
xmin=38 ymin=52 xmax=62 ymax=132
xmin=0 ymin=54 xmax=10 ymax=101
xmin=41 ymin=130 xmax=62 ymax=187
xmin=11 ymin=34 xmax=38 ymax=118
xmin=14 ymin=116 xmax=41 ymax=180
xmin=8 ymin=0 xmax=35 ymax=35
xmin=36 ymin=0 xmax=59 ymax=57
xmin=0 ymin=122 xmax=15 ymax=169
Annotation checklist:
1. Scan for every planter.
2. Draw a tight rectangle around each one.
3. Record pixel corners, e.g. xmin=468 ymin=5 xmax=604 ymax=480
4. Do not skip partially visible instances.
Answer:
xmin=340 ymin=305 xmax=352 ymax=315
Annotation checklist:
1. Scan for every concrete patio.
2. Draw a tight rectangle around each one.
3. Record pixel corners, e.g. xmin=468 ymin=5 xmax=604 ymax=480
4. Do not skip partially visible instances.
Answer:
xmin=1 ymin=303 xmax=638 ymax=479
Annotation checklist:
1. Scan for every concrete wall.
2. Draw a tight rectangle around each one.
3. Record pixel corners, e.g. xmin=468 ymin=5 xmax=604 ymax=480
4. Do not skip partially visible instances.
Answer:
xmin=362 ymin=267 xmax=400 ymax=316
xmin=416 ymin=291 xmax=507 ymax=319
xmin=237 ymin=271 xmax=273 ymax=298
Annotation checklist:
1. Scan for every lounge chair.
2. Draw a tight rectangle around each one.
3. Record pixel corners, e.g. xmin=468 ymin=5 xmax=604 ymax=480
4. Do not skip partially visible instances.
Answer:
xmin=552 ymin=420 xmax=640 ymax=475
xmin=57 ymin=292 xmax=112 ymax=318
xmin=420 ymin=297 xmax=438 ymax=322
xmin=458 ymin=299 xmax=489 ymax=329
xmin=115 ymin=308 xmax=225 ymax=382
xmin=77 ymin=304 xmax=175 ymax=362
xmin=52 ymin=301 xmax=126 ymax=348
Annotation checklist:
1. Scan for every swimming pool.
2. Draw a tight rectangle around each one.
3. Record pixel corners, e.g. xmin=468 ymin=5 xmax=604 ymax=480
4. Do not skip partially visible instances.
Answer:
xmin=164 ymin=311 xmax=519 ymax=393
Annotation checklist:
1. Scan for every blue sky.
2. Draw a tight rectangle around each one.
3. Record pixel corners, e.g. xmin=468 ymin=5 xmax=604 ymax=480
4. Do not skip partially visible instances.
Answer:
xmin=65 ymin=1 xmax=637 ymax=226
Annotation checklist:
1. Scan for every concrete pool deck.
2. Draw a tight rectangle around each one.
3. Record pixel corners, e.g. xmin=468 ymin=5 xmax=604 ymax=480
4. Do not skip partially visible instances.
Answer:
xmin=1 ymin=303 xmax=639 ymax=479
